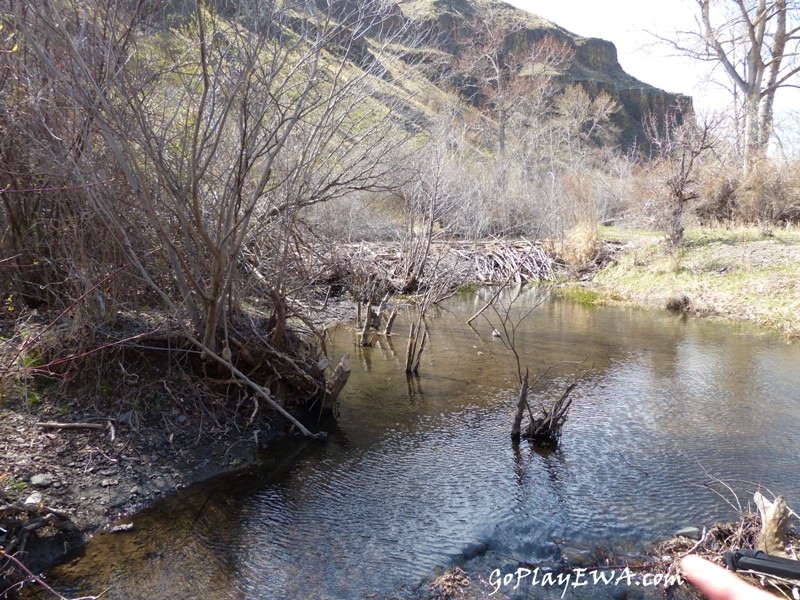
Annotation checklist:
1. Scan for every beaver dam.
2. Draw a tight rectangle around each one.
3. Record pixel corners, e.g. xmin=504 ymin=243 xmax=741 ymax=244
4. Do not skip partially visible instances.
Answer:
xmin=338 ymin=239 xmax=562 ymax=286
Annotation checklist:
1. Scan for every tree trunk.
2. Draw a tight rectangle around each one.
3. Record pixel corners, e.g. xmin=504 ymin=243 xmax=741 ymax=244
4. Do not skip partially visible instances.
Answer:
xmin=404 ymin=317 xmax=421 ymax=374
xmin=202 ymin=297 xmax=222 ymax=353
xmin=359 ymin=296 xmax=373 ymax=346
xmin=510 ymin=369 xmax=529 ymax=439
xmin=325 ymin=354 xmax=352 ymax=408
xmin=758 ymin=94 xmax=775 ymax=157
xmin=270 ymin=289 xmax=286 ymax=351
xmin=743 ymin=91 xmax=763 ymax=171
xmin=668 ymin=195 xmax=686 ymax=251
xmin=412 ymin=329 xmax=428 ymax=374
xmin=383 ymin=307 xmax=398 ymax=335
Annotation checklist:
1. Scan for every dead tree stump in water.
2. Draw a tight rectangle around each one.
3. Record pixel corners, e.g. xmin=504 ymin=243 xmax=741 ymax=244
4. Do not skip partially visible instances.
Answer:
xmin=511 ymin=370 xmax=583 ymax=443
xmin=525 ymin=379 xmax=579 ymax=440
xmin=325 ymin=354 xmax=352 ymax=408
xmin=383 ymin=307 xmax=398 ymax=335
xmin=404 ymin=317 xmax=427 ymax=374
xmin=359 ymin=296 xmax=374 ymax=346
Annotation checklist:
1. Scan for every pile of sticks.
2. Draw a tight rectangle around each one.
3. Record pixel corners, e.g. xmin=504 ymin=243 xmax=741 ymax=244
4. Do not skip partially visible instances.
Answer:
xmin=447 ymin=240 xmax=558 ymax=284
xmin=338 ymin=239 xmax=560 ymax=289
xmin=0 ymin=492 xmax=75 ymax=557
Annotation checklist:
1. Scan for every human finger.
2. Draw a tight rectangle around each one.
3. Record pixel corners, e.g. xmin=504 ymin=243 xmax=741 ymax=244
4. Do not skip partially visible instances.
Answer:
xmin=680 ymin=555 xmax=777 ymax=600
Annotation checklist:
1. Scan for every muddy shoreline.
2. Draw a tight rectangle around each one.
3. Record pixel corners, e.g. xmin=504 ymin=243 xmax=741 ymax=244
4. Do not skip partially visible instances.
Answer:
xmin=0 ymin=393 xmax=276 ymax=596
xmin=1 ymin=301 xmax=356 ymax=597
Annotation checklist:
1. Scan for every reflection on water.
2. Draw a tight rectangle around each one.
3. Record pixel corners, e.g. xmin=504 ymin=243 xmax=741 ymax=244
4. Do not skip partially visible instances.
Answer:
xmin=41 ymin=291 xmax=800 ymax=599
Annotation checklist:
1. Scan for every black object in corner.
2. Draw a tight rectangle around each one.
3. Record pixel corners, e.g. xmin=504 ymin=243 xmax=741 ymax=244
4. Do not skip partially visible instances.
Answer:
xmin=724 ymin=548 xmax=800 ymax=580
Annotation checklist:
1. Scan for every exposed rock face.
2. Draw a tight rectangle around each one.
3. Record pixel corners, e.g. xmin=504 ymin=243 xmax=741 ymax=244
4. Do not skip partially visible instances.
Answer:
xmin=396 ymin=0 xmax=692 ymax=149
xmin=566 ymin=36 xmax=692 ymax=147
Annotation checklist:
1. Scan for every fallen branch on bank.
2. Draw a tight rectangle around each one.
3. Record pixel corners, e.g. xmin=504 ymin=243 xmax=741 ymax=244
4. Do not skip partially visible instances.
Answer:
xmin=189 ymin=333 xmax=328 ymax=439
xmin=429 ymin=567 xmax=470 ymax=599
xmin=36 ymin=422 xmax=107 ymax=431
xmin=1 ymin=505 xmax=76 ymax=550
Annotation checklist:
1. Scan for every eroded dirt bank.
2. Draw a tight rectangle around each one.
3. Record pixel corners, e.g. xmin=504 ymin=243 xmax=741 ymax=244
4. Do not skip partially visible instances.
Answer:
xmin=0 ymin=389 xmax=273 ymax=596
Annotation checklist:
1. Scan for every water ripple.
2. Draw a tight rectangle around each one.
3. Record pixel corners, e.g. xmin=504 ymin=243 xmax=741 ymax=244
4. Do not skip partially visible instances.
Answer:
xmin=43 ymin=298 xmax=800 ymax=599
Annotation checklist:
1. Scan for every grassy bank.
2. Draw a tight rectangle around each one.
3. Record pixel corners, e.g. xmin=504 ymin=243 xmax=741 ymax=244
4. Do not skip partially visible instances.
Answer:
xmin=562 ymin=226 xmax=800 ymax=338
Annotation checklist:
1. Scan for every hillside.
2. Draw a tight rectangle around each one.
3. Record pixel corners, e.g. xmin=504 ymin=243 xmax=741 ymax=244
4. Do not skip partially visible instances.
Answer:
xmin=395 ymin=0 xmax=691 ymax=148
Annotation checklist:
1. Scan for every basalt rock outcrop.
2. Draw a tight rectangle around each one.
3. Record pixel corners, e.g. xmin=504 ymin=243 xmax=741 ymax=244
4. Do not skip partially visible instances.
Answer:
xmin=396 ymin=0 xmax=692 ymax=149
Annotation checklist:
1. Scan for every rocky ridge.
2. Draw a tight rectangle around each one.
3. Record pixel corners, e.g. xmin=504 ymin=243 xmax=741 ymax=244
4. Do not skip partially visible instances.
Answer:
xmin=397 ymin=0 xmax=691 ymax=148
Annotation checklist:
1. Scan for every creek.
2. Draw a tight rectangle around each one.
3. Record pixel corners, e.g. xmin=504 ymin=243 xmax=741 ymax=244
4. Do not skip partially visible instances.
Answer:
xmin=38 ymin=290 xmax=800 ymax=599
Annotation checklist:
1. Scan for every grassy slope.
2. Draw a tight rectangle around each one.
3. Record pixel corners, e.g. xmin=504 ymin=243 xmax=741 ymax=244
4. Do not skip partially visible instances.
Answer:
xmin=572 ymin=226 xmax=800 ymax=338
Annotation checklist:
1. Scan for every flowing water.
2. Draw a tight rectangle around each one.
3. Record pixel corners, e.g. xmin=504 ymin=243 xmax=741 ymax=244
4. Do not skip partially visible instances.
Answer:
xmin=39 ymin=291 xmax=800 ymax=599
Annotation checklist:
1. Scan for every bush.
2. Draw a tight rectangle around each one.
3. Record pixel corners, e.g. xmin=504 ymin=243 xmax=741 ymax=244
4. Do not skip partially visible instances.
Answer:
xmin=695 ymin=156 xmax=800 ymax=227
xmin=696 ymin=172 xmax=737 ymax=224
xmin=561 ymin=222 xmax=599 ymax=267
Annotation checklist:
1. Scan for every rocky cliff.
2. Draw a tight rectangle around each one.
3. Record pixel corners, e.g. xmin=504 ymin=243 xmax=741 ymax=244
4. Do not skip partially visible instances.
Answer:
xmin=396 ymin=0 xmax=692 ymax=149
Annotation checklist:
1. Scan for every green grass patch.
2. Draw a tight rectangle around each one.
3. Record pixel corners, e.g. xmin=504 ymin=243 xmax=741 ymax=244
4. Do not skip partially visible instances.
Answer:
xmin=558 ymin=285 xmax=601 ymax=306
xmin=458 ymin=281 xmax=480 ymax=294
xmin=590 ymin=225 xmax=800 ymax=336
xmin=1 ymin=473 xmax=26 ymax=501
xmin=25 ymin=389 xmax=40 ymax=406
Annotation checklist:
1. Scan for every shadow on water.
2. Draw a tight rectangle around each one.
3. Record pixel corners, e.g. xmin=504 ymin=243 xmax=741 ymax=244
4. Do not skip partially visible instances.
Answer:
xmin=32 ymin=438 xmax=328 ymax=599
xmin=33 ymin=292 xmax=800 ymax=599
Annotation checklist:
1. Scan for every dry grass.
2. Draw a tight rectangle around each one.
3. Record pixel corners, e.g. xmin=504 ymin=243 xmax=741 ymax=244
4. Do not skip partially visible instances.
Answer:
xmin=561 ymin=223 xmax=600 ymax=268
xmin=591 ymin=225 xmax=800 ymax=337
xmin=430 ymin=567 xmax=471 ymax=599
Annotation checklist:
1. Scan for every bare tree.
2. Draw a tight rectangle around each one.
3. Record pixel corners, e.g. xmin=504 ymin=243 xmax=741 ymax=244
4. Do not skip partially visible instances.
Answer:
xmin=3 ymin=0 xmax=421 ymax=436
xmin=455 ymin=6 xmax=574 ymax=186
xmin=646 ymin=108 xmax=717 ymax=250
xmin=552 ymin=85 xmax=620 ymax=164
xmin=475 ymin=285 xmax=586 ymax=442
xmin=667 ymin=0 xmax=800 ymax=169
xmin=0 ymin=3 xmax=131 ymax=314
xmin=18 ymin=0 xmax=412 ymax=355
xmin=395 ymin=139 xmax=461 ymax=292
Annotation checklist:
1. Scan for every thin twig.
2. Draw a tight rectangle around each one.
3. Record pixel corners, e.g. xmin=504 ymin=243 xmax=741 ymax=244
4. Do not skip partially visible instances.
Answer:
xmin=0 ymin=549 xmax=102 ymax=599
